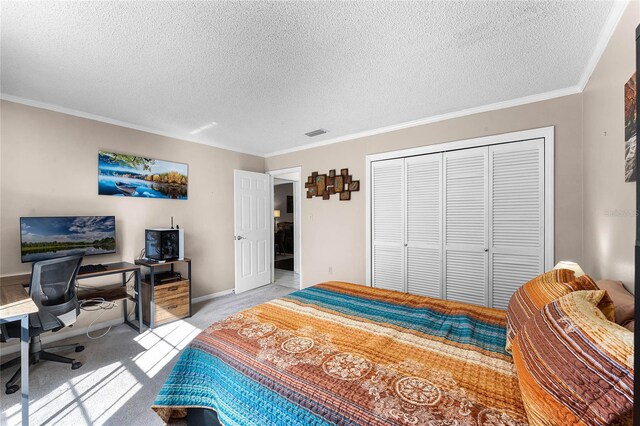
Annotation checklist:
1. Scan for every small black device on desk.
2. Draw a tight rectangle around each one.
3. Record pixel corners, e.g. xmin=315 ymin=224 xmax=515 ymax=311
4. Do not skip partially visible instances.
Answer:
xmin=78 ymin=264 xmax=107 ymax=274
xmin=144 ymin=271 xmax=182 ymax=284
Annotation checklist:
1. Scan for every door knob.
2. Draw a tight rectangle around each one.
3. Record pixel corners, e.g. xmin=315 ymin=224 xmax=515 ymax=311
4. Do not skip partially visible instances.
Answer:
xmin=235 ymin=236 xmax=247 ymax=240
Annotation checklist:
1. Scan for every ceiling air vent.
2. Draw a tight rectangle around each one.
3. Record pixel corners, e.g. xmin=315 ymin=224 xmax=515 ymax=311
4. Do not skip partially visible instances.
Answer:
xmin=305 ymin=128 xmax=328 ymax=137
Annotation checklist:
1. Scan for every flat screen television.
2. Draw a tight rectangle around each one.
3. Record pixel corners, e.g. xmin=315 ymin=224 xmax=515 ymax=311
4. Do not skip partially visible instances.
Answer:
xmin=20 ymin=216 xmax=116 ymax=263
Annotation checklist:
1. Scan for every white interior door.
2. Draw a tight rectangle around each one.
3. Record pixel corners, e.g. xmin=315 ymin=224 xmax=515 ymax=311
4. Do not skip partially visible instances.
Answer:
xmin=371 ymin=158 xmax=405 ymax=292
xmin=406 ymin=154 xmax=443 ymax=298
xmin=489 ymin=139 xmax=545 ymax=309
xmin=443 ymin=147 xmax=489 ymax=306
xmin=234 ymin=170 xmax=272 ymax=293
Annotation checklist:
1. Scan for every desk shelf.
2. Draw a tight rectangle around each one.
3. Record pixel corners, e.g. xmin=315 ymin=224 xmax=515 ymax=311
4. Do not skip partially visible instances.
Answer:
xmin=77 ymin=285 xmax=130 ymax=304
xmin=135 ymin=258 xmax=191 ymax=268
xmin=77 ymin=262 xmax=143 ymax=334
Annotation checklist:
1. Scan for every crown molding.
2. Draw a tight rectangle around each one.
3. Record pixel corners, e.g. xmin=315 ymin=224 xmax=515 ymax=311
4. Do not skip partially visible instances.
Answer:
xmin=577 ymin=0 xmax=629 ymax=91
xmin=264 ymin=85 xmax=581 ymax=157
xmin=2 ymin=86 xmax=582 ymax=160
xmin=0 ymin=93 xmax=260 ymax=157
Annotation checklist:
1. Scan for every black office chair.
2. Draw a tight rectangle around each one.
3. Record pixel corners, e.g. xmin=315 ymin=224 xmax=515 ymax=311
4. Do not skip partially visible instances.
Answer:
xmin=0 ymin=255 xmax=85 ymax=394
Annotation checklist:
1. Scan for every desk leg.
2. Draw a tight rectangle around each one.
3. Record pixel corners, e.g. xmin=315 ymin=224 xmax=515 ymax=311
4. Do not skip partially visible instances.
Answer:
xmin=20 ymin=314 xmax=29 ymax=426
xmin=188 ymin=261 xmax=192 ymax=317
xmin=136 ymin=270 xmax=142 ymax=334
xmin=150 ymin=270 xmax=155 ymax=329
xmin=123 ymin=270 xmax=144 ymax=334
xmin=122 ymin=272 xmax=128 ymax=331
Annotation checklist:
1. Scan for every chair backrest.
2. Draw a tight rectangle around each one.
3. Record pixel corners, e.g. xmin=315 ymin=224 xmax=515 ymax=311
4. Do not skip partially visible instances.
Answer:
xmin=29 ymin=255 xmax=83 ymax=332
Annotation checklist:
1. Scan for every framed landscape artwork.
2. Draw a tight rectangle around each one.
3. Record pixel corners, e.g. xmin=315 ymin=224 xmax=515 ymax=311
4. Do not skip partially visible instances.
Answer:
xmin=98 ymin=151 xmax=188 ymax=199
xmin=625 ymin=72 xmax=636 ymax=182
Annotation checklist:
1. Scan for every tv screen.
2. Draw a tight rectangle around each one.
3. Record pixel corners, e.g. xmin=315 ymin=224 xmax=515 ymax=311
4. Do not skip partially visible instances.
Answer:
xmin=20 ymin=216 xmax=116 ymax=263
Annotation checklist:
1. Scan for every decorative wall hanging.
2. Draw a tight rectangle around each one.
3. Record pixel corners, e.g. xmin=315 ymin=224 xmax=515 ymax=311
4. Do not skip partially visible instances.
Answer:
xmin=98 ymin=151 xmax=188 ymax=199
xmin=305 ymin=168 xmax=359 ymax=200
xmin=625 ymin=72 xmax=636 ymax=182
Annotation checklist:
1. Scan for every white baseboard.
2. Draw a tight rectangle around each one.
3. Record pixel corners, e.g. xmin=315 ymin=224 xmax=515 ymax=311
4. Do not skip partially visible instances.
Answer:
xmin=192 ymin=289 xmax=234 ymax=304
xmin=0 ymin=317 xmax=124 ymax=357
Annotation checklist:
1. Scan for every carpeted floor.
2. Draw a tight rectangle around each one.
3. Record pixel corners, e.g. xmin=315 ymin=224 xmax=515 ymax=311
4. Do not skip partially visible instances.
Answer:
xmin=0 ymin=284 xmax=294 ymax=426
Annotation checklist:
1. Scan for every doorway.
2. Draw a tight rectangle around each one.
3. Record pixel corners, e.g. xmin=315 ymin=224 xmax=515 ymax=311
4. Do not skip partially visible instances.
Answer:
xmin=269 ymin=167 xmax=302 ymax=290
xmin=233 ymin=169 xmax=272 ymax=294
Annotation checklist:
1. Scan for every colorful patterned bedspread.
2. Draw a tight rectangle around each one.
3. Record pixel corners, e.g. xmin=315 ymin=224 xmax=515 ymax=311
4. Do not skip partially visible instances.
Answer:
xmin=153 ymin=282 xmax=528 ymax=425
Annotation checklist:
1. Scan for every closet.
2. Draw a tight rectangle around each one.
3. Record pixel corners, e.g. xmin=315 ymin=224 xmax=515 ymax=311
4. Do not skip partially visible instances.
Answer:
xmin=369 ymin=132 xmax=551 ymax=309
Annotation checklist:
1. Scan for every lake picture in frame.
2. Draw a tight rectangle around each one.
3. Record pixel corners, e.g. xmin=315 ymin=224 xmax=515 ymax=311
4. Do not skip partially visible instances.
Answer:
xmin=98 ymin=151 xmax=188 ymax=199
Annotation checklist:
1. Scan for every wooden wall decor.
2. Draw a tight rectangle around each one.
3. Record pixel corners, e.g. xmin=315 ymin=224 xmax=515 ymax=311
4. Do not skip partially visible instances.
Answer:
xmin=305 ymin=169 xmax=359 ymax=200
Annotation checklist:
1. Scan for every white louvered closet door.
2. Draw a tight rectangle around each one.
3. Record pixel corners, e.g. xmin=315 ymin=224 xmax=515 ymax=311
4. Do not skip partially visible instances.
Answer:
xmin=371 ymin=159 xmax=405 ymax=292
xmin=489 ymin=140 xmax=545 ymax=309
xmin=405 ymin=154 xmax=443 ymax=298
xmin=443 ymin=147 xmax=489 ymax=306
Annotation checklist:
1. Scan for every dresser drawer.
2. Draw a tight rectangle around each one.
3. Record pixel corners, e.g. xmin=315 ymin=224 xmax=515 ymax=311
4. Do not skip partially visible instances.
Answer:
xmin=154 ymin=301 xmax=190 ymax=325
xmin=142 ymin=279 xmax=190 ymax=326
xmin=154 ymin=280 xmax=189 ymax=303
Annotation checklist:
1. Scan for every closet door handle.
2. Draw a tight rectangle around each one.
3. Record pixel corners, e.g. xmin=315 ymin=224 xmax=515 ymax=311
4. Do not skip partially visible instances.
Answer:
xmin=484 ymin=248 xmax=489 ymax=252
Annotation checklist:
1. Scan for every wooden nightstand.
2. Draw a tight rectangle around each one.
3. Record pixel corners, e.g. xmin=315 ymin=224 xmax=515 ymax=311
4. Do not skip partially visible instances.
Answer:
xmin=135 ymin=258 xmax=192 ymax=328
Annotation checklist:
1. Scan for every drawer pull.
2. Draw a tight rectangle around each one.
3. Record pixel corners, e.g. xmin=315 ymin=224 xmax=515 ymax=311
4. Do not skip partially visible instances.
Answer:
xmin=167 ymin=286 xmax=179 ymax=291
xmin=166 ymin=304 xmax=178 ymax=310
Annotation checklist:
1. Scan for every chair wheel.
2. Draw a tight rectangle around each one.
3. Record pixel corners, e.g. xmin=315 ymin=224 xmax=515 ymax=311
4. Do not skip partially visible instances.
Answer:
xmin=71 ymin=361 xmax=82 ymax=370
xmin=75 ymin=345 xmax=85 ymax=353
xmin=6 ymin=385 xmax=19 ymax=395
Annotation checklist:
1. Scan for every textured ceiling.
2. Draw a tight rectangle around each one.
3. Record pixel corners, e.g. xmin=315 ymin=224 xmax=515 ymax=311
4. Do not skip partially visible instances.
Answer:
xmin=1 ymin=1 xmax=618 ymax=156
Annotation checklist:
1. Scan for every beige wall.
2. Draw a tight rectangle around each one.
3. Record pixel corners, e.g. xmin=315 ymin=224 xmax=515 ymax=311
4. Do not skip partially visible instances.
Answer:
xmin=0 ymin=100 xmax=264 ymax=298
xmin=583 ymin=2 xmax=638 ymax=293
xmin=266 ymin=94 xmax=584 ymax=287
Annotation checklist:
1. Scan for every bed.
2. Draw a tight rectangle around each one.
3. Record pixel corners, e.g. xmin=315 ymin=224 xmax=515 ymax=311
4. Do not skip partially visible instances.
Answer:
xmin=153 ymin=281 xmax=527 ymax=425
